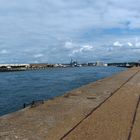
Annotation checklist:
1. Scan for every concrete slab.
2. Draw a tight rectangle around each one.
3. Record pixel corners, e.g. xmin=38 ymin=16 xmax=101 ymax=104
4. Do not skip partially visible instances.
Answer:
xmin=63 ymin=69 xmax=140 ymax=140
xmin=130 ymin=97 xmax=140 ymax=140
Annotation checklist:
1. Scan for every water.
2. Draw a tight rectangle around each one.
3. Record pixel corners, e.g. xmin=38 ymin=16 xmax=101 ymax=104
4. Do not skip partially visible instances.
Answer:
xmin=0 ymin=66 xmax=125 ymax=116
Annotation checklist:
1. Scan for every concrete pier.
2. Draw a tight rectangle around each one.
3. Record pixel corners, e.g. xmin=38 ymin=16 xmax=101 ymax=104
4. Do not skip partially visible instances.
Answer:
xmin=0 ymin=68 xmax=140 ymax=140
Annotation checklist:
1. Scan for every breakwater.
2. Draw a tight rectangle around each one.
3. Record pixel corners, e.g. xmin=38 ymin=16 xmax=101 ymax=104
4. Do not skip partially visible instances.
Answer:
xmin=1 ymin=67 xmax=140 ymax=140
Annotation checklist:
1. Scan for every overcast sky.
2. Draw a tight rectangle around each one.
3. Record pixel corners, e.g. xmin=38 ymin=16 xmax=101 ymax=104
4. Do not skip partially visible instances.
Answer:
xmin=0 ymin=0 xmax=140 ymax=63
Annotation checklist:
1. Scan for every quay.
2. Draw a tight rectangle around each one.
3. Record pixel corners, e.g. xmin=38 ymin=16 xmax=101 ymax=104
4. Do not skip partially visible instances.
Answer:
xmin=0 ymin=68 xmax=140 ymax=140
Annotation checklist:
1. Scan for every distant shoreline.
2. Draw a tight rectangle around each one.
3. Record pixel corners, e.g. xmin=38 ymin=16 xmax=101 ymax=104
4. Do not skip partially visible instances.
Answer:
xmin=0 ymin=62 xmax=139 ymax=72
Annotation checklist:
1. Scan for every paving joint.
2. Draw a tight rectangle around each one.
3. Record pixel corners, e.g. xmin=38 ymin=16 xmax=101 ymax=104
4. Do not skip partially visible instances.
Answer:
xmin=127 ymin=95 xmax=140 ymax=140
xmin=60 ymin=69 xmax=140 ymax=140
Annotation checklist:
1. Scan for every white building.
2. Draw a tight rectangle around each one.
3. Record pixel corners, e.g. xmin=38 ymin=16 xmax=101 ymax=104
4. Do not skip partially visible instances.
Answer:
xmin=0 ymin=64 xmax=30 ymax=68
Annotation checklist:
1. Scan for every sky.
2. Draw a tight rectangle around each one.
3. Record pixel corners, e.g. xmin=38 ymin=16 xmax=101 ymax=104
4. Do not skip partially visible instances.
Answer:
xmin=0 ymin=0 xmax=140 ymax=63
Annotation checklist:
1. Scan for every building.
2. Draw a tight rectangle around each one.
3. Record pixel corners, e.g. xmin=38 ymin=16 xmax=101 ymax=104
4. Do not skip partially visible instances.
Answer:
xmin=0 ymin=64 xmax=30 ymax=71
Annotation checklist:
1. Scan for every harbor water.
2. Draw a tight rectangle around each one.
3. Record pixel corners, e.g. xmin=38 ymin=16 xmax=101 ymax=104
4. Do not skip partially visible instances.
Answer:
xmin=0 ymin=66 xmax=125 ymax=116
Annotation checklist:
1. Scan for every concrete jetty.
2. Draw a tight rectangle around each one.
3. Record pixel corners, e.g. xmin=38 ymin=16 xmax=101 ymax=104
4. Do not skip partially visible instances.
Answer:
xmin=0 ymin=67 xmax=140 ymax=140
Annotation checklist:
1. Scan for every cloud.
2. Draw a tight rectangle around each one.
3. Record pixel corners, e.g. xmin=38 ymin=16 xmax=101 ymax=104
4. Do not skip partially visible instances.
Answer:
xmin=64 ymin=41 xmax=74 ymax=49
xmin=135 ymin=42 xmax=140 ymax=48
xmin=34 ymin=54 xmax=44 ymax=58
xmin=0 ymin=49 xmax=8 ymax=54
xmin=64 ymin=41 xmax=94 ymax=56
xmin=112 ymin=40 xmax=140 ymax=50
xmin=0 ymin=0 xmax=140 ymax=63
xmin=113 ymin=41 xmax=123 ymax=47
xmin=127 ymin=42 xmax=133 ymax=47
xmin=81 ymin=45 xmax=93 ymax=51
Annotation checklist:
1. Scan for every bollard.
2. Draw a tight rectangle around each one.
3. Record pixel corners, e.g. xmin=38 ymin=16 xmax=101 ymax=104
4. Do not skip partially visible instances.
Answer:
xmin=23 ymin=103 xmax=26 ymax=108
xmin=32 ymin=100 xmax=35 ymax=105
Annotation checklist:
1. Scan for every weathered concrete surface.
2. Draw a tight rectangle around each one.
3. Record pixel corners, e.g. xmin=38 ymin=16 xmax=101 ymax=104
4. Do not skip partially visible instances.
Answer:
xmin=0 ymin=68 xmax=140 ymax=140
xmin=63 ymin=68 xmax=140 ymax=140
xmin=130 ymin=97 xmax=140 ymax=140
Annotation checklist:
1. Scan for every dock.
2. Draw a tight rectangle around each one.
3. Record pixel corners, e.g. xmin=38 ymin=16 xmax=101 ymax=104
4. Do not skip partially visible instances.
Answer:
xmin=0 ymin=67 xmax=140 ymax=140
